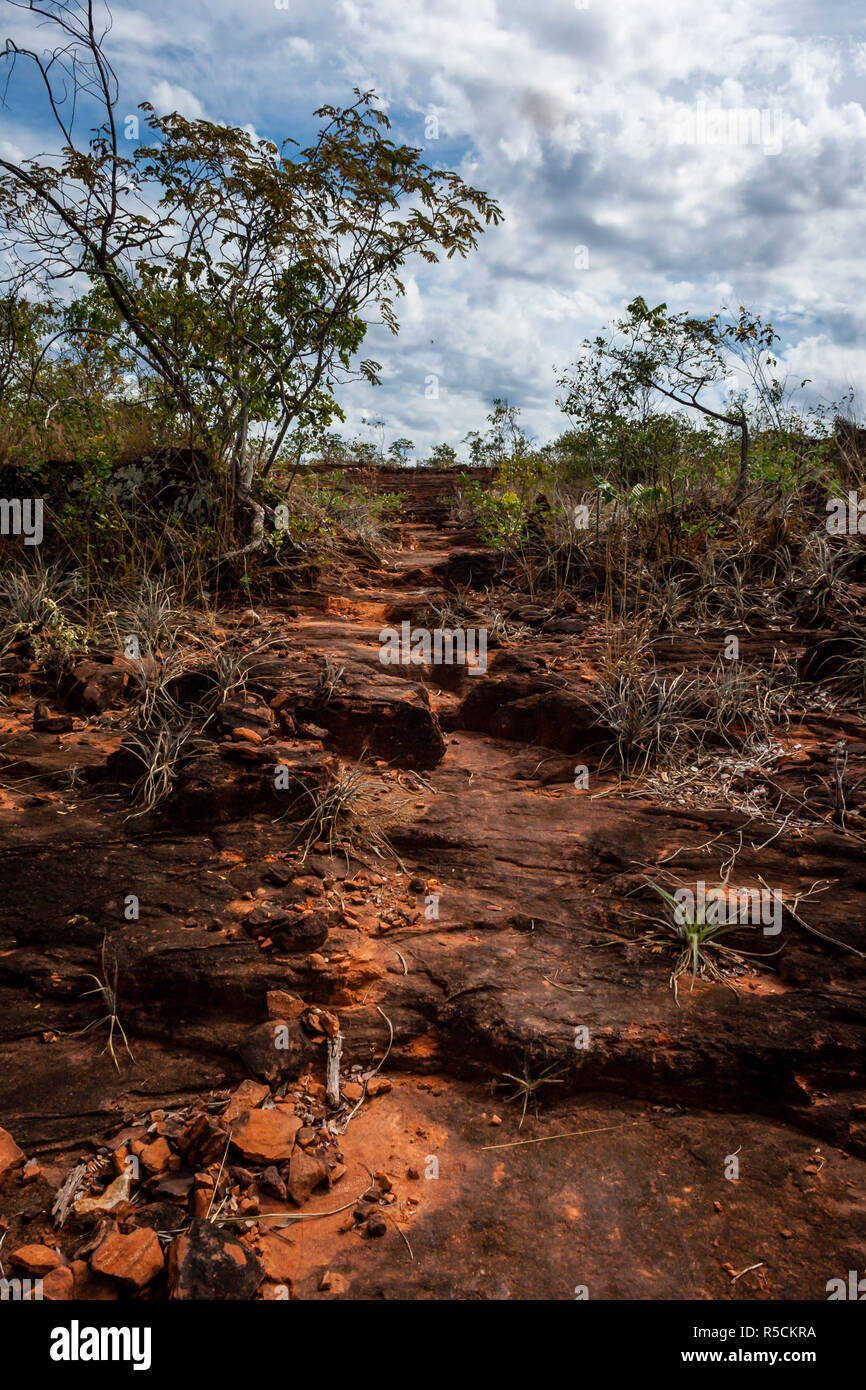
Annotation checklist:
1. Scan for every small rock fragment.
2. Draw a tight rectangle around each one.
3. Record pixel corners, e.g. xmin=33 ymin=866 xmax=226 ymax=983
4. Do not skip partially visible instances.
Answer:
xmin=257 ymin=1233 xmax=295 ymax=1283
xmin=90 ymin=1227 xmax=165 ymax=1289
xmin=10 ymin=1244 xmax=63 ymax=1276
xmin=139 ymin=1137 xmax=173 ymax=1176
xmin=73 ymin=1172 xmax=132 ymax=1221
xmin=266 ymin=989 xmax=305 ymax=1019
xmin=223 ymin=1079 xmax=270 ymax=1124
xmin=240 ymin=1018 xmax=308 ymax=1085
xmin=287 ymin=1150 xmax=328 ymax=1205
xmin=39 ymin=1266 xmax=75 ymax=1300
xmin=0 ymin=1124 xmax=25 ymax=1178
xmin=231 ymin=1108 xmax=302 ymax=1165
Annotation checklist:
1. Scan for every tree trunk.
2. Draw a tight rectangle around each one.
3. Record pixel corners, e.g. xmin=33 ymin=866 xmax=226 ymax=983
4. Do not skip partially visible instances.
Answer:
xmin=215 ymin=398 xmax=268 ymax=562
xmin=231 ymin=400 xmax=252 ymax=500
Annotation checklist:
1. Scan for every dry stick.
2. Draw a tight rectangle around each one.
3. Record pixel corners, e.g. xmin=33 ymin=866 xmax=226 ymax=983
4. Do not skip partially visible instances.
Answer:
xmin=482 ymin=1121 xmax=637 ymax=1151
xmin=758 ymin=875 xmax=866 ymax=958
xmin=338 ymin=1004 xmax=394 ymax=1134
xmin=388 ymin=947 xmax=409 ymax=974
xmin=391 ymin=1217 xmax=415 ymax=1261
xmin=213 ymin=1196 xmax=363 ymax=1225
xmin=205 ymin=1132 xmax=233 ymax=1221
xmin=543 ymin=972 xmax=585 ymax=995
xmin=325 ymin=1030 xmax=343 ymax=1109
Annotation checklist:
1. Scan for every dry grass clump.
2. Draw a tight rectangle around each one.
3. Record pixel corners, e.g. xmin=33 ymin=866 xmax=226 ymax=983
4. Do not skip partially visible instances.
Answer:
xmin=704 ymin=654 xmax=799 ymax=743
xmin=592 ymin=667 xmax=700 ymax=774
xmin=589 ymin=624 xmax=700 ymax=773
xmin=498 ymin=1053 xmax=567 ymax=1128
xmin=313 ymin=656 xmax=346 ymax=708
xmin=275 ymin=476 xmax=404 ymax=565
xmin=289 ymin=764 xmax=406 ymax=865
xmin=782 ymin=535 xmax=858 ymax=623
xmin=124 ymin=720 xmax=200 ymax=817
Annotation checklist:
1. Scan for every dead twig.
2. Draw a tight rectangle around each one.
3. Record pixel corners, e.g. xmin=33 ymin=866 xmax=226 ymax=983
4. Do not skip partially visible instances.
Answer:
xmin=757 ymin=875 xmax=865 ymax=958
xmin=482 ymin=1121 xmax=637 ymax=1151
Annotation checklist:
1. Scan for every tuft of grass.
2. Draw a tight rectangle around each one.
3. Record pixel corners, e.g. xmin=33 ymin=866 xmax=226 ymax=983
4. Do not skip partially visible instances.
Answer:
xmin=0 ymin=562 xmax=86 ymax=674
xmin=124 ymin=640 xmax=190 ymax=730
xmin=115 ymin=575 xmax=187 ymax=651
xmin=787 ymin=536 xmax=856 ymax=622
xmin=0 ymin=562 xmax=68 ymax=627
xmin=592 ymin=667 xmax=699 ymax=774
xmin=73 ymin=936 xmax=134 ymax=1071
xmin=313 ymin=656 xmax=345 ymax=708
xmin=124 ymin=720 xmax=198 ymax=816
xmin=645 ymin=572 xmax=691 ymax=631
xmin=290 ymin=765 xmax=400 ymax=865
xmin=705 ymin=654 xmax=797 ymax=743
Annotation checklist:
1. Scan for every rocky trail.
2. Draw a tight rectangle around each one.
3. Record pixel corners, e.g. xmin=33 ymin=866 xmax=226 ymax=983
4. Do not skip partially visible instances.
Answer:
xmin=1 ymin=468 xmax=865 ymax=1300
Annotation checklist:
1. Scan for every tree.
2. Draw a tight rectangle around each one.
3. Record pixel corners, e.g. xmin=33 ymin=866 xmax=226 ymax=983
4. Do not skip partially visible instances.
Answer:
xmin=461 ymin=400 xmax=529 ymax=470
xmin=423 ymin=441 xmax=457 ymax=468
xmin=558 ymin=297 xmax=779 ymax=505
xmin=485 ymin=398 xmax=529 ymax=466
xmin=0 ymin=0 xmax=502 ymax=548
xmin=0 ymin=291 xmax=146 ymax=473
xmin=387 ymin=437 xmax=414 ymax=466
xmin=462 ymin=430 xmax=486 ymax=467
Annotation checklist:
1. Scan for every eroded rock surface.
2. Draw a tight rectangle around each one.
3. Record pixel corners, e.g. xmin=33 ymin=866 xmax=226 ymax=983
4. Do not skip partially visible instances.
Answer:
xmin=1 ymin=476 xmax=864 ymax=1299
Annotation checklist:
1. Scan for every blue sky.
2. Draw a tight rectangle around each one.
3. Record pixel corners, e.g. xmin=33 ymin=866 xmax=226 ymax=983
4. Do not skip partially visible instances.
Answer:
xmin=2 ymin=0 xmax=866 ymax=457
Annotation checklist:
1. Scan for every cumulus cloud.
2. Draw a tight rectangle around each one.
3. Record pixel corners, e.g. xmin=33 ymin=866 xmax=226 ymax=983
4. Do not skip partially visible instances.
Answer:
xmin=148 ymin=81 xmax=207 ymax=122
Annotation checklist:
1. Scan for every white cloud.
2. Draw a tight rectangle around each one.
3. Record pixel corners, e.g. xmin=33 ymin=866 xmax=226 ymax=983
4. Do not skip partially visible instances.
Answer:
xmin=149 ymin=81 xmax=207 ymax=122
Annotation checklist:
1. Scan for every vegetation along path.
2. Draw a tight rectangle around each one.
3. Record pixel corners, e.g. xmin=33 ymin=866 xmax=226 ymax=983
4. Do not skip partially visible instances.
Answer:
xmin=1 ymin=468 xmax=864 ymax=1300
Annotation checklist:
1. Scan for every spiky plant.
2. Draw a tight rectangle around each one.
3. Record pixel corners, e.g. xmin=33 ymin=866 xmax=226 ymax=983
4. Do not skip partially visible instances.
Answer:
xmin=124 ymin=641 xmax=189 ymax=729
xmin=789 ymin=537 xmax=856 ymax=622
xmin=314 ymin=656 xmax=345 ymax=708
xmin=499 ymin=1054 xmax=567 ymax=1128
xmin=117 ymin=576 xmax=186 ymax=650
xmin=643 ymin=879 xmax=778 ymax=1003
xmin=0 ymin=563 xmax=85 ymax=672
